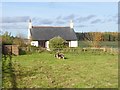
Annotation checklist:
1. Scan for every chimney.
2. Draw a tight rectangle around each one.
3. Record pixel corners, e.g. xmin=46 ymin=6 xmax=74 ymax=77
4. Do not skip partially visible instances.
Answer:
xmin=28 ymin=19 xmax=32 ymax=39
xmin=29 ymin=19 xmax=32 ymax=29
xmin=70 ymin=20 xmax=74 ymax=29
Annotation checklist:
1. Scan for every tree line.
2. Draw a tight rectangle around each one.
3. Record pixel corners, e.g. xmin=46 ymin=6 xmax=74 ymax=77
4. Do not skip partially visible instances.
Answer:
xmin=76 ymin=32 xmax=119 ymax=41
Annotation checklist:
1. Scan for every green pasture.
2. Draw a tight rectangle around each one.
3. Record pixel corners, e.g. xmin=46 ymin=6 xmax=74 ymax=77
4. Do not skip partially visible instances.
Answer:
xmin=2 ymin=52 xmax=118 ymax=88
xmin=79 ymin=41 xmax=118 ymax=48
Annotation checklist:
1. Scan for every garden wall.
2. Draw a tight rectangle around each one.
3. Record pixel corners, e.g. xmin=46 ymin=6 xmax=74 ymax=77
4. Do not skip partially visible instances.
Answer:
xmin=2 ymin=45 xmax=19 ymax=55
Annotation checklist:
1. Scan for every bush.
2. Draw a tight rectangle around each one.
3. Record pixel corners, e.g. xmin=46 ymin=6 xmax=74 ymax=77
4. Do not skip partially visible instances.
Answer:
xmin=49 ymin=36 xmax=67 ymax=51
xmin=13 ymin=38 xmax=26 ymax=47
xmin=19 ymin=48 xmax=26 ymax=55
xmin=2 ymin=32 xmax=13 ymax=45
xmin=19 ymin=45 xmax=47 ymax=55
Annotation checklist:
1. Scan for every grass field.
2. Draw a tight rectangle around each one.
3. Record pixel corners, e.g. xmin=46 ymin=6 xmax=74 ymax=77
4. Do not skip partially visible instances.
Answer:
xmin=3 ymin=52 xmax=118 ymax=88
xmin=79 ymin=41 xmax=118 ymax=48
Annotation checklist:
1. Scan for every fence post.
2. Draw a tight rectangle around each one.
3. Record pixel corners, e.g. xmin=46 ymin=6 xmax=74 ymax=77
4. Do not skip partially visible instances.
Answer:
xmin=110 ymin=47 xmax=113 ymax=54
xmin=103 ymin=48 xmax=106 ymax=52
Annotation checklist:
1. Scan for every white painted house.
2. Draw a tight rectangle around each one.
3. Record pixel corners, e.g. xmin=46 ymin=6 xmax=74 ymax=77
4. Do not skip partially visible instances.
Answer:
xmin=28 ymin=19 xmax=78 ymax=49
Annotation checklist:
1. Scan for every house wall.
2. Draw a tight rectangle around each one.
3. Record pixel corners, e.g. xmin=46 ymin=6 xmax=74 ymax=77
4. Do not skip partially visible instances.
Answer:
xmin=45 ymin=41 xmax=50 ymax=50
xmin=31 ymin=41 xmax=39 ymax=47
xmin=69 ymin=41 xmax=78 ymax=47
xmin=45 ymin=41 xmax=49 ymax=48
xmin=31 ymin=40 xmax=78 ymax=49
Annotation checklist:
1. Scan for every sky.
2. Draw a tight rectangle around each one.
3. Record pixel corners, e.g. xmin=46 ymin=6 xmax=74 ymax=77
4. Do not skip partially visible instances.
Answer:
xmin=1 ymin=2 xmax=118 ymax=38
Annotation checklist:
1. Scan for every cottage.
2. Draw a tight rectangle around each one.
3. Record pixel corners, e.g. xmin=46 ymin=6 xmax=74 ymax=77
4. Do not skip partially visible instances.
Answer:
xmin=28 ymin=19 xmax=78 ymax=49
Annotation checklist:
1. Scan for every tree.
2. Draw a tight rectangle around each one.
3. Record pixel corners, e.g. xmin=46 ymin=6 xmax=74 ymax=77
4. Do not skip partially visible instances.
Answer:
xmin=49 ymin=36 xmax=67 ymax=51
xmin=111 ymin=32 xmax=118 ymax=41
xmin=13 ymin=37 xmax=26 ymax=47
xmin=13 ymin=33 xmax=27 ymax=47
xmin=1 ymin=31 xmax=13 ymax=45
xmin=84 ymin=32 xmax=103 ymax=47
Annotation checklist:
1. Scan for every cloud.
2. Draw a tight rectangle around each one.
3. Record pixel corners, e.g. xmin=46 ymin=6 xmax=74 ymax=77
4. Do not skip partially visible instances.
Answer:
xmin=40 ymin=19 xmax=53 ymax=24
xmin=109 ymin=14 xmax=118 ymax=24
xmin=1 ymin=22 xmax=28 ymax=29
xmin=55 ymin=14 xmax=96 ymax=24
xmin=76 ymin=15 xmax=96 ymax=23
xmin=85 ymin=15 xmax=96 ymax=20
xmin=56 ymin=16 xmax=62 ymax=20
xmin=55 ymin=20 xmax=66 ymax=25
xmin=32 ymin=16 xmax=67 ymax=25
xmin=63 ymin=14 xmax=75 ymax=20
xmin=1 ymin=16 xmax=29 ymax=23
xmin=32 ymin=17 xmax=53 ymax=25
xmin=30 ymin=14 xmax=96 ymax=26
xmin=75 ymin=24 xmax=87 ymax=27
xmin=107 ymin=19 xmax=113 ymax=22
xmin=91 ymin=19 xmax=102 ymax=24
xmin=113 ymin=14 xmax=118 ymax=18
xmin=113 ymin=14 xmax=118 ymax=24
xmin=102 ymin=14 xmax=118 ymax=24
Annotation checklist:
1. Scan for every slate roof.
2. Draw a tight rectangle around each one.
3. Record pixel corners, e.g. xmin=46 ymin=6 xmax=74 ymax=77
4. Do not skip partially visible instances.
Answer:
xmin=30 ymin=26 xmax=77 ymax=41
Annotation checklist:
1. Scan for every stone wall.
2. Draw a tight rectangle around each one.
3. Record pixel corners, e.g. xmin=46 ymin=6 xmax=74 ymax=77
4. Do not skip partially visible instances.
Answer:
xmin=2 ymin=45 xmax=19 ymax=55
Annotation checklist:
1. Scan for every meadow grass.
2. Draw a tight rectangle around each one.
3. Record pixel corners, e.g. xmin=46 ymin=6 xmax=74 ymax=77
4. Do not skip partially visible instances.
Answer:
xmin=79 ymin=41 xmax=118 ymax=48
xmin=3 ymin=52 xmax=118 ymax=88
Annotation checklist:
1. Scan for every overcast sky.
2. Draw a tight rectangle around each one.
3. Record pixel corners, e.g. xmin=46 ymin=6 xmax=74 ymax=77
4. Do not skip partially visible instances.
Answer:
xmin=1 ymin=2 xmax=118 ymax=37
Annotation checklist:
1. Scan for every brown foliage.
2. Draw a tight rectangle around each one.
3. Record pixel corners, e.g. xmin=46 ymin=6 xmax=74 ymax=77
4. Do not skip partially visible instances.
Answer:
xmin=85 ymin=32 xmax=103 ymax=47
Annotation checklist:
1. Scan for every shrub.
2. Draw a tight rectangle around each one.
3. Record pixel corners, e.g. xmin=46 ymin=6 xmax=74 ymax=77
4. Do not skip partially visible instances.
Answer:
xmin=49 ymin=36 xmax=68 ymax=51
xmin=13 ymin=38 xmax=26 ymax=47
xmin=26 ymin=45 xmax=46 ymax=54
xmin=2 ymin=32 xmax=13 ymax=45
xmin=19 ymin=48 xmax=26 ymax=55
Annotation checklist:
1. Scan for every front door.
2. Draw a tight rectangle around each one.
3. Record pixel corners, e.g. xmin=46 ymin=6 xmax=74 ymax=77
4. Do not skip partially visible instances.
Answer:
xmin=38 ymin=41 xmax=46 ymax=48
